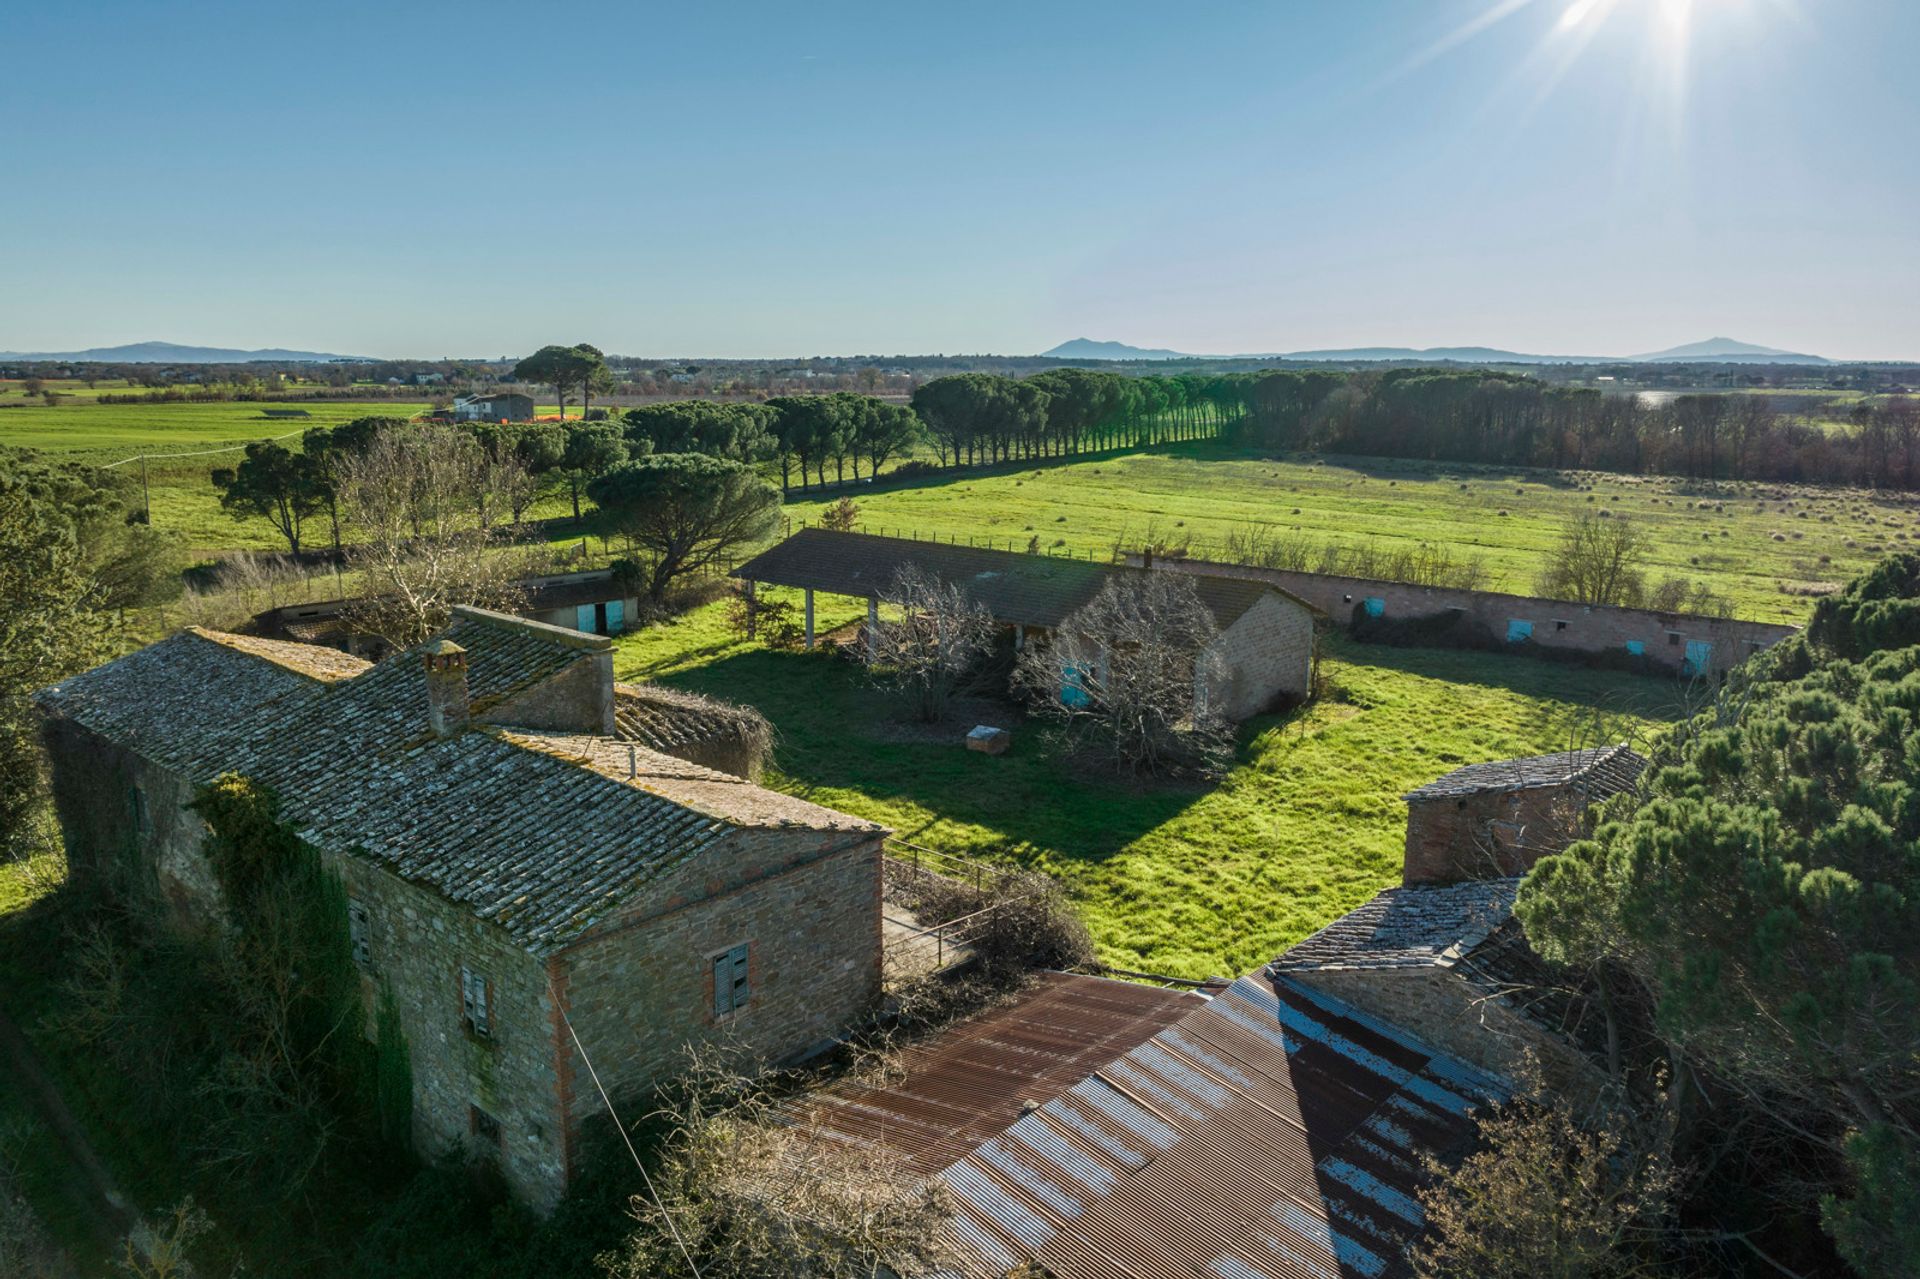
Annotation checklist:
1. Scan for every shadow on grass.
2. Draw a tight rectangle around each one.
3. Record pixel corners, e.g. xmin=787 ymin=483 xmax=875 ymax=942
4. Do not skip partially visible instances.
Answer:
xmin=1331 ymin=634 xmax=1692 ymax=721
xmin=651 ymin=646 xmax=1215 ymax=863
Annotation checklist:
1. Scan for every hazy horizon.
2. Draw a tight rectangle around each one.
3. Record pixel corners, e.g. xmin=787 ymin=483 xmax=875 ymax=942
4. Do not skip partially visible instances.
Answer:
xmin=8 ymin=1 xmax=1916 ymax=361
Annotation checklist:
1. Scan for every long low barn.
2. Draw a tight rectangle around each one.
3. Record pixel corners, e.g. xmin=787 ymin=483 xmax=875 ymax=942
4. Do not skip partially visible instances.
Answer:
xmin=733 ymin=529 xmax=1320 ymax=720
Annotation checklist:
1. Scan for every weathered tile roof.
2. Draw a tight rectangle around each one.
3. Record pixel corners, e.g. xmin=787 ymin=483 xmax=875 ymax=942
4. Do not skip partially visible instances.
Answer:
xmin=795 ymin=973 xmax=1201 ymax=1178
xmin=1402 ymin=744 xmax=1646 ymax=803
xmin=193 ymin=628 xmax=372 ymax=682
xmin=37 ymin=609 xmax=878 ymax=954
xmin=1270 ymin=879 xmax=1522 ymax=973
xmin=733 ymin=529 xmax=1308 ymax=631
xmin=931 ymin=975 xmax=1507 ymax=1279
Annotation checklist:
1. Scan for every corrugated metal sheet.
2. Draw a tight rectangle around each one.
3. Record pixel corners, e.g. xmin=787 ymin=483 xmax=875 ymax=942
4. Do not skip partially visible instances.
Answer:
xmin=933 ymin=974 xmax=1508 ymax=1279
xmin=795 ymin=973 xmax=1200 ymax=1178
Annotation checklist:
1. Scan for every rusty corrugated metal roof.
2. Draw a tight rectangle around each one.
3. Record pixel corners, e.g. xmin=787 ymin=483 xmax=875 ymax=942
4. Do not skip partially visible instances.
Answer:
xmin=932 ymin=974 xmax=1508 ymax=1279
xmin=795 ymin=973 xmax=1201 ymax=1179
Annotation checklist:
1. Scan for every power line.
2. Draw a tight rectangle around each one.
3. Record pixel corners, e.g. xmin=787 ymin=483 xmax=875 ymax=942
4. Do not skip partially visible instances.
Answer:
xmin=99 ymin=426 xmax=311 ymax=469
xmin=547 ymin=978 xmax=703 ymax=1279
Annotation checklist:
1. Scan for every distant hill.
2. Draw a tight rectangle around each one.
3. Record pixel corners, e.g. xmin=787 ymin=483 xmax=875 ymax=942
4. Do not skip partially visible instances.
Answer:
xmin=1040 ymin=336 xmax=1832 ymax=366
xmin=1041 ymin=338 xmax=1195 ymax=361
xmin=0 ymin=340 xmax=363 ymax=363
xmin=1629 ymin=337 xmax=1829 ymax=365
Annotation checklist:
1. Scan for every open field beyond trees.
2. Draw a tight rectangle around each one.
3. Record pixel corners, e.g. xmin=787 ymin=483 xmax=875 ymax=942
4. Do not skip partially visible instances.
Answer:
xmin=616 ymin=601 xmax=1688 ymax=978
xmin=7 ymin=397 xmax=1913 ymax=618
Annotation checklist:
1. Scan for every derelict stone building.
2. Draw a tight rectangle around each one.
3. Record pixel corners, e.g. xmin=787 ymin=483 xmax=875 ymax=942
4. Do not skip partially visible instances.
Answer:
xmin=36 ymin=607 xmax=886 ymax=1208
xmin=734 ymin=528 xmax=1319 ymax=719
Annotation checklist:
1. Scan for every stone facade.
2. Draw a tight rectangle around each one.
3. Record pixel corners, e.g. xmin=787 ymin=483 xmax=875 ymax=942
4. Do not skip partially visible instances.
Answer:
xmin=1134 ymin=556 xmax=1798 ymax=677
xmin=36 ymin=612 xmax=890 ymax=1211
xmin=1403 ymin=785 xmax=1590 ymax=884
xmin=1202 ymin=588 xmax=1316 ymax=718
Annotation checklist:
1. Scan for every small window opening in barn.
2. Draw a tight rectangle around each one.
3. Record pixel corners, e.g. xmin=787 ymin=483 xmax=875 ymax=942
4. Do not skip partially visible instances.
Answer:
xmin=1554 ymin=619 xmax=1569 ymax=631
xmin=1456 ymin=798 xmax=1468 ymax=810
xmin=129 ymin=784 xmax=148 ymax=832
xmin=1667 ymin=631 xmax=1683 ymax=647
xmin=1342 ymin=594 xmax=1353 ymax=604
xmin=461 ymin=965 xmax=492 ymax=1039
xmin=712 ymin=942 xmax=751 ymax=1016
xmin=348 ymin=899 xmax=372 ymax=970
xmin=470 ymin=1105 xmax=502 ymax=1146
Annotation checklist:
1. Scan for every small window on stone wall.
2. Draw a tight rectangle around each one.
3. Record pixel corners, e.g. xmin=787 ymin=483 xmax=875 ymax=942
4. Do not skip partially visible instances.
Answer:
xmin=461 ymin=965 xmax=492 ymax=1039
xmin=712 ymin=942 xmax=751 ymax=1016
xmin=348 ymin=900 xmax=372 ymax=970
xmin=470 ymin=1105 xmax=502 ymax=1146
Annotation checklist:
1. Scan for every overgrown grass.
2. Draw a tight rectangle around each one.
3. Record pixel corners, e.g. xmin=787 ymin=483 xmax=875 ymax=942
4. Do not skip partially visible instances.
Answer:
xmin=618 ymin=596 xmax=1687 ymax=979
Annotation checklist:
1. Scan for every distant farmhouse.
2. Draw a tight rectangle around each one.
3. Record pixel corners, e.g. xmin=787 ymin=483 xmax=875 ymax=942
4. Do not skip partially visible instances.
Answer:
xmin=449 ymin=390 xmax=535 ymax=422
xmin=735 ymin=529 xmax=1320 ymax=719
xmin=36 ymin=608 xmax=885 ymax=1207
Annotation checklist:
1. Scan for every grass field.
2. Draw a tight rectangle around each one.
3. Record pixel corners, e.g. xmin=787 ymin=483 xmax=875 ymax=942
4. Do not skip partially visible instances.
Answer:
xmin=616 ymin=596 xmax=1687 ymax=978
xmin=777 ymin=445 xmax=1913 ymax=622
xmin=8 ymin=392 xmax=1911 ymax=614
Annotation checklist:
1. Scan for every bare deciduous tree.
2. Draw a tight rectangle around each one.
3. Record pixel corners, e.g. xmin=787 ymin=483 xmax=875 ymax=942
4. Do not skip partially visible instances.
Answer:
xmin=336 ymin=424 xmax=543 ymax=648
xmin=1015 ymin=572 xmax=1234 ymax=777
xmin=862 ymin=565 xmax=995 ymax=722
xmin=1536 ymin=513 xmax=1649 ymax=607
xmin=602 ymin=1054 xmax=960 ymax=1279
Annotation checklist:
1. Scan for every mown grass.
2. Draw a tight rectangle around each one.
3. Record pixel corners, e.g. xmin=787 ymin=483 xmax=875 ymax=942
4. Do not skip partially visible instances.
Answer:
xmin=617 ymin=594 xmax=1687 ymax=979
xmin=777 ymin=444 xmax=1918 ymax=622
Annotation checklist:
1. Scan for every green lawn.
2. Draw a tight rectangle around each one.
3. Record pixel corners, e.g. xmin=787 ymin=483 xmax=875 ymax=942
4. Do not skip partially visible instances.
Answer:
xmin=617 ymin=595 xmax=1687 ymax=979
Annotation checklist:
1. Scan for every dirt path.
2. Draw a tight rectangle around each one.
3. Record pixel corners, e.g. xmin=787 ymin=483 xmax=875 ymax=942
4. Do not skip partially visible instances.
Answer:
xmin=0 ymin=1003 xmax=135 ymax=1247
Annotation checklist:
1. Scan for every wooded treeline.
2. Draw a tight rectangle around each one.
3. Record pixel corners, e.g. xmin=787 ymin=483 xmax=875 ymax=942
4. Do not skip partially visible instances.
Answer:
xmin=1235 ymin=368 xmax=1920 ymax=489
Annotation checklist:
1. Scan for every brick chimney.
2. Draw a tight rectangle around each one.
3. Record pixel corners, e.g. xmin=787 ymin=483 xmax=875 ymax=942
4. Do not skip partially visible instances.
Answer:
xmin=422 ymin=638 xmax=470 ymax=736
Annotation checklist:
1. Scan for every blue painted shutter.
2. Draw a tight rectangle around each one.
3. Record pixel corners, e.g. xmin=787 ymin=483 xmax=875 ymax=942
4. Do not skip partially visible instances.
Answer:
xmin=1060 ymin=665 xmax=1091 ymax=709
xmin=1364 ymin=597 xmax=1385 ymax=618
xmin=1506 ymin=619 xmax=1534 ymax=644
xmin=1625 ymin=640 xmax=1646 ymax=657
xmin=576 ymin=603 xmax=596 ymax=633
xmin=1685 ymin=640 xmax=1713 ymax=676
xmin=605 ymin=598 xmax=625 ymax=634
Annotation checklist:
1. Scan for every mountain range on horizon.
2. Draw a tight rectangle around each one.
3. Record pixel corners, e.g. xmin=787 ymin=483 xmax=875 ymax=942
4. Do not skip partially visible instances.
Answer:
xmin=1041 ymin=336 xmax=1837 ymax=366
xmin=0 ymin=335 xmax=1853 ymax=367
xmin=0 ymin=340 xmax=365 ymax=363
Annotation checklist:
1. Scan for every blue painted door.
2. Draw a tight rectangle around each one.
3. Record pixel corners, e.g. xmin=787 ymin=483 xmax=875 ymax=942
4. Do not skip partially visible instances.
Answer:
xmin=1506 ymin=618 xmax=1534 ymax=644
xmin=605 ymin=598 xmax=625 ymax=634
xmin=1061 ymin=665 xmax=1091 ymax=709
xmin=1364 ymin=597 xmax=1386 ymax=618
xmin=576 ymin=603 xmax=596 ymax=633
xmin=1684 ymin=640 xmax=1713 ymax=676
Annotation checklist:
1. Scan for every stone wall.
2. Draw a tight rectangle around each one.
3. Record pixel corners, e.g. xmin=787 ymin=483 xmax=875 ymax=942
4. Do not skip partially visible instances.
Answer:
xmin=41 ymin=717 xmax=216 ymax=915
xmin=1403 ymin=786 xmax=1590 ymax=885
xmin=1203 ymin=589 xmax=1316 ymax=718
xmin=334 ymin=858 xmax=569 ymax=1206
xmin=1135 ymin=556 xmax=1798 ymax=677
xmin=479 ymin=651 xmax=616 ymax=735
xmin=556 ymin=828 xmax=885 ymax=1149
xmin=1291 ymin=966 xmax=1602 ymax=1098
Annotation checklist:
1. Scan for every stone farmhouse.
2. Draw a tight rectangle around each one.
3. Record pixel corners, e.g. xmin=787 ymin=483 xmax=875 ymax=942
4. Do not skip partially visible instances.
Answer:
xmin=35 ymin=607 xmax=887 ymax=1208
xmin=734 ymin=528 xmax=1320 ymax=719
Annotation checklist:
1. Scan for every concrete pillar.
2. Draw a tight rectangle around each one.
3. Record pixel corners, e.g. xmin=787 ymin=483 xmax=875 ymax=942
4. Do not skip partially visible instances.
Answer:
xmin=805 ymin=589 xmax=815 ymax=650
xmin=867 ymin=596 xmax=878 ymax=657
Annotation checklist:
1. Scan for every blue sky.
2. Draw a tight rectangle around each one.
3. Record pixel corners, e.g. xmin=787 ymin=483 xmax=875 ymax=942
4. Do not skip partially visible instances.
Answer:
xmin=5 ymin=0 xmax=1916 ymax=359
